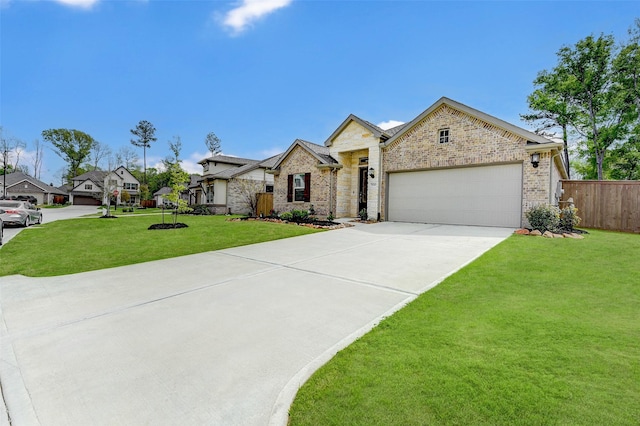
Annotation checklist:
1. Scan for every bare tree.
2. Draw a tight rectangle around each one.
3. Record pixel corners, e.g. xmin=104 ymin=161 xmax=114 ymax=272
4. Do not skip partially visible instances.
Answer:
xmin=169 ymin=135 xmax=182 ymax=163
xmin=116 ymin=146 xmax=139 ymax=170
xmin=101 ymin=154 xmax=118 ymax=217
xmin=53 ymin=167 xmax=67 ymax=187
xmin=32 ymin=138 xmax=45 ymax=180
xmin=229 ymin=178 xmax=265 ymax=216
xmin=1 ymin=127 xmax=26 ymax=172
xmin=90 ymin=140 xmax=112 ymax=170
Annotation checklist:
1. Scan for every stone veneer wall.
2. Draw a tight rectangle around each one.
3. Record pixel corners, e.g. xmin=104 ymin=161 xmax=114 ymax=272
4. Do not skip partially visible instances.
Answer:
xmin=381 ymin=105 xmax=553 ymax=223
xmin=273 ymin=145 xmax=335 ymax=217
xmin=227 ymin=178 xmax=266 ymax=216
xmin=328 ymin=121 xmax=382 ymax=218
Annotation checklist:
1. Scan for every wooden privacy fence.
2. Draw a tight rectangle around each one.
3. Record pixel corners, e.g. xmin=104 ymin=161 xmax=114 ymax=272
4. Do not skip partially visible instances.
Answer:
xmin=561 ymin=180 xmax=640 ymax=233
xmin=256 ymin=193 xmax=273 ymax=217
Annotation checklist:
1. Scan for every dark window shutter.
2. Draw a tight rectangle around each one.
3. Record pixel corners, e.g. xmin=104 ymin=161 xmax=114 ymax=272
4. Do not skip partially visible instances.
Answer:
xmin=287 ymin=174 xmax=293 ymax=202
xmin=304 ymin=173 xmax=311 ymax=202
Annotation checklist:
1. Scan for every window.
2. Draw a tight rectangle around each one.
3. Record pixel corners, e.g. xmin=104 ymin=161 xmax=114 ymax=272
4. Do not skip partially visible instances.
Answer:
xmin=293 ymin=174 xmax=305 ymax=201
xmin=265 ymin=184 xmax=274 ymax=193
xmin=206 ymin=185 xmax=214 ymax=203
xmin=287 ymin=173 xmax=310 ymax=202
xmin=124 ymin=182 xmax=138 ymax=191
xmin=84 ymin=184 xmax=93 ymax=190
xmin=439 ymin=128 xmax=450 ymax=144
xmin=359 ymin=157 xmax=369 ymax=165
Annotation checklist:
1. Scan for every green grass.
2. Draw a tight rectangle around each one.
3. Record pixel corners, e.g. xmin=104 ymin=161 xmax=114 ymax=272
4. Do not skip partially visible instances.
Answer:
xmin=0 ymin=215 xmax=321 ymax=277
xmin=289 ymin=230 xmax=640 ymax=426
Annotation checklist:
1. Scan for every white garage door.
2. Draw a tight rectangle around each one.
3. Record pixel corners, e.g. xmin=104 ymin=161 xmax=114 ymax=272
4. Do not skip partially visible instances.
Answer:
xmin=387 ymin=163 xmax=522 ymax=227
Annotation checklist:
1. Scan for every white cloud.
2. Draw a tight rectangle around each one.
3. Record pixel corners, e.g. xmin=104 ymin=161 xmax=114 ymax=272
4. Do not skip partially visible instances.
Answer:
xmin=222 ymin=0 xmax=293 ymax=34
xmin=54 ymin=0 xmax=100 ymax=9
xmin=377 ymin=120 xmax=405 ymax=130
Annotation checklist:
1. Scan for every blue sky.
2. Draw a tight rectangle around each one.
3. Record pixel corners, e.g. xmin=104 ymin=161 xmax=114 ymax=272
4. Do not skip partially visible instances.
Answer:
xmin=1 ymin=0 xmax=636 ymax=185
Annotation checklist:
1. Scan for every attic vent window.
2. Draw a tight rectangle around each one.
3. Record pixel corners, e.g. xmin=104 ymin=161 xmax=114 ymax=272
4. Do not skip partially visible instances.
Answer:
xmin=439 ymin=128 xmax=450 ymax=144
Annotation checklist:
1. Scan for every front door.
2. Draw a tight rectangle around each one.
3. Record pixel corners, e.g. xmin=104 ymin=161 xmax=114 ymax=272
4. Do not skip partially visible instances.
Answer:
xmin=358 ymin=167 xmax=368 ymax=213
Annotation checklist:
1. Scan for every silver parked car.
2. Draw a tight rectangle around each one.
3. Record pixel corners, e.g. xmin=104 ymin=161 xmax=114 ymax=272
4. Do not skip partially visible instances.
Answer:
xmin=0 ymin=200 xmax=43 ymax=227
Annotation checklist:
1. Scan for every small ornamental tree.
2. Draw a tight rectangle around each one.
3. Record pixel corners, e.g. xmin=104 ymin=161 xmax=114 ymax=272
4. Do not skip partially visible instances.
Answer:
xmin=121 ymin=189 xmax=131 ymax=205
xmin=164 ymin=163 xmax=190 ymax=226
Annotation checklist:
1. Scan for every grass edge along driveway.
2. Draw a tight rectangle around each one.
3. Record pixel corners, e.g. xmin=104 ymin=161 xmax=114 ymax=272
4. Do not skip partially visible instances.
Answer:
xmin=289 ymin=230 xmax=640 ymax=426
xmin=0 ymin=215 xmax=322 ymax=277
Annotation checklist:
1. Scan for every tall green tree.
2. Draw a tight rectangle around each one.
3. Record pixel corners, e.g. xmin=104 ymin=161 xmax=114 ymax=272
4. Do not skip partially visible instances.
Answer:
xmin=130 ymin=120 xmax=157 ymax=184
xmin=41 ymin=128 xmax=95 ymax=182
xmin=205 ymin=131 xmax=222 ymax=156
xmin=524 ymin=32 xmax=637 ymax=180
xmin=610 ymin=19 xmax=640 ymax=179
xmin=522 ymin=68 xmax=577 ymax=178
xmin=559 ymin=34 xmax=627 ymax=180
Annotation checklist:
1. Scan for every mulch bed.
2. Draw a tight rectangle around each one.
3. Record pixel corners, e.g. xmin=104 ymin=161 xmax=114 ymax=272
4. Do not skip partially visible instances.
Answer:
xmin=148 ymin=223 xmax=189 ymax=230
xmin=228 ymin=217 xmax=351 ymax=230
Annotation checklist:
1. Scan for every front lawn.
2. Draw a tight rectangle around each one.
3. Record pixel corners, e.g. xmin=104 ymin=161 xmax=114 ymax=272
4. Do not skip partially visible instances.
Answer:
xmin=0 ymin=215 xmax=321 ymax=277
xmin=289 ymin=230 xmax=640 ymax=425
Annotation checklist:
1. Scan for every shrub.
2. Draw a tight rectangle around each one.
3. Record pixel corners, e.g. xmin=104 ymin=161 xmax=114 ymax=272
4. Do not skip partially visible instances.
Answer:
xmin=279 ymin=211 xmax=293 ymax=221
xmin=291 ymin=209 xmax=309 ymax=222
xmin=327 ymin=211 xmax=334 ymax=222
xmin=559 ymin=206 xmax=581 ymax=232
xmin=191 ymin=204 xmax=212 ymax=215
xmin=526 ymin=204 xmax=560 ymax=233
xmin=268 ymin=209 xmax=279 ymax=218
xmin=359 ymin=208 xmax=368 ymax=221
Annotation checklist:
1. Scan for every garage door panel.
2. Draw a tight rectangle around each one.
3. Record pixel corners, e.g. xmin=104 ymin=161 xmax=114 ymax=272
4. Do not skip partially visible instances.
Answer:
xmin=388 ymin=164 xmax=522 ymax=227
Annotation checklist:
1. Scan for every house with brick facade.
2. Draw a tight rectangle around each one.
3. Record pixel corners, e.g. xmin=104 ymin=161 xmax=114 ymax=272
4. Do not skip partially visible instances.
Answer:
xmin=270 ymin=97 xmax=567 ymax=228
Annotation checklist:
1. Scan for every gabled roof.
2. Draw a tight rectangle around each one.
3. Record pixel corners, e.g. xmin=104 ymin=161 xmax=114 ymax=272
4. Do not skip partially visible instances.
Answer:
xmin=211 ymin=160 xmax=260 ymax=179
xmin=203 ymin=153 xmax=282 ymax=180
xmin=111 ymin=166 xmax=139 ymax=183
xmin=272 ymin=139 xmax=339 ymax=170
xmin=188 ymin=174 xmax=201 ymax=189
xmin=325 ymin=114 xmax=389 ymax=147
xmin=153 ymin=187 xmax=172 ymax=196
xmin=197 ymin=154 xmax=257 ymax=166
xmin=382 ymin=97 xmax=557 ymax=148
xmin=0 ymin=171 xmax=66 ymax=194
xmin=72 ymin=170 xmax=109 ymax=183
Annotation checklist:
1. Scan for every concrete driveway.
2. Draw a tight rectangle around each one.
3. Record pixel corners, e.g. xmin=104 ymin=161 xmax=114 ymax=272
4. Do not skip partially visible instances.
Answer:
xmin=0 ymin=222 xmax=512 ymax=426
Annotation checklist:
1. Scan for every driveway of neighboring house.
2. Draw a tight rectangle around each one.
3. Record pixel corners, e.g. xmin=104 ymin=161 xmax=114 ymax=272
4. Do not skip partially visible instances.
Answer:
xmin=0 ymin=205 xmax=98 ymax=247
xmin=0 ymin=222 xmax=512 ymax=426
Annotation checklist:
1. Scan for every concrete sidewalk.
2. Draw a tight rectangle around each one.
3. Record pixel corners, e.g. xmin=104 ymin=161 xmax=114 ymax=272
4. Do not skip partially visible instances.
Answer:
xmin=0 ymin=222 xmax=512 ymax=426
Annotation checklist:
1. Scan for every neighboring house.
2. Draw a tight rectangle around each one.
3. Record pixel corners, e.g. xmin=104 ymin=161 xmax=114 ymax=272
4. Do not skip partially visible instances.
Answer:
xmin=70 ymin=166 xmax=141 ymax=206
xmin=270 ymin=97 xmax=567 ymax=228
xmin=0 ymin=171 xmax=67 ymax=204
xmin=195 ymin=155 xmax=278 ymax=215
xmin=153 ymin=187 xmax=173 ymax=206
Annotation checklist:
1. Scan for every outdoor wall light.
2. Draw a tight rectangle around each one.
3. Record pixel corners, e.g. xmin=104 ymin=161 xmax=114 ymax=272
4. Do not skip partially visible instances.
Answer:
xmin=531 ymin=152 xmax=540 ymax=168
xmin=369 ymin=167 xmax=375 ymax=178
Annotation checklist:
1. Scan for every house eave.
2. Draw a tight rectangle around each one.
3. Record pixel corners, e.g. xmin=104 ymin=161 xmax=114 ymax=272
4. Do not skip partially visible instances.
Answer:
xmin=316 ymin=163 xmax=343 ymax=170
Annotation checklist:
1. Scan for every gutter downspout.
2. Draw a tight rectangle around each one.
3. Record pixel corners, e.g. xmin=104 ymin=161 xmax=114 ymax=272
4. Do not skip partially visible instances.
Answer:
xmin=549 ymin=151 xmax=562 ymax=205
xmin=377 ymin=140 xmax=384 ymax=221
